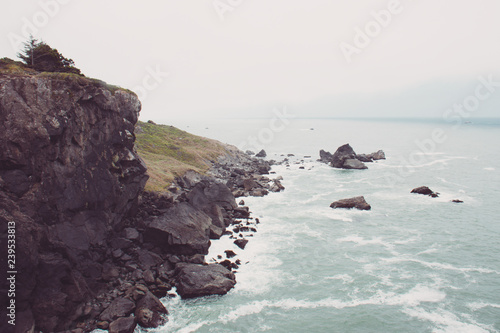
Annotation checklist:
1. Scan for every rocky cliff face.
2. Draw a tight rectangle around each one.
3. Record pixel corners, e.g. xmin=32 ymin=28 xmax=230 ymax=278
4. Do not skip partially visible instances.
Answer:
xmin=0 ymin=73 xmax=148 ymax=332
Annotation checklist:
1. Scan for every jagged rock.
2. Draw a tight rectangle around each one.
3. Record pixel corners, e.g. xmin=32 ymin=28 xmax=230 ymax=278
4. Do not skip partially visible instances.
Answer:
xmin=343 ymin=158 xmax=368 ymax=170
xmin=319 ymin=149 xmax=333 ymax=163
xmin=367 ymin=150 xmax=386 ymax=160
xmin=234 ymin=238 xmax=249 ymax=249
xmin=239 ymin=200 xmax=245 ymax=206
xmin=329 ymin=144 xmax=367 ymax=169
xmin=123 ymin=228 xmax=140 ymax=241
xmin=144 ymin=202 xmax=212 ymax=255
xmin=219 ymin=259 xmax=239 ymax=271
xmin=411 ymin=186 xmax=439 ymax=198
xmin=330 ymin=196 xmax=371 ymax=210
xmin=256 ymin=149 xmax=267 ymax=158
xmin=330 ymin=144 xmax=357 ymax=168
xmin=99 ymin=297 xmax=136 ymax=322
xmin=355 ymin=154 xmax=373 ymax=163
xmin=108 ymin=316 xmax=137 ymax=333
xmin=135 ymin=291 xmax=168 ymax=328
xmin=225 ymin=250 xmax=237 ymax=258
xmin=174 ymin=263 xmax=236 ymax=298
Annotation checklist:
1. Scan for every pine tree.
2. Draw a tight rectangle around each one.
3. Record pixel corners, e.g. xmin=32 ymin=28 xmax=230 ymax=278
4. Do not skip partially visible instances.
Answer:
xmin=17 ymin=36 xmax=82 ymax=75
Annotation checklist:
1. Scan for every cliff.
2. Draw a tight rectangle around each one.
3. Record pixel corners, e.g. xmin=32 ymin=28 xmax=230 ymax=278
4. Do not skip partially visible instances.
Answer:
xmin=0 ymin=67 xmax=284 ymax=332
xmin=0 ymin=69 xmax=147 ymax=332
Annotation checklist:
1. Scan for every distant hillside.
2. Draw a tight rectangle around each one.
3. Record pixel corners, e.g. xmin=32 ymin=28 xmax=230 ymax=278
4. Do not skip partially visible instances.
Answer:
xmin=135 ymin=121 xmax=227 ymax=191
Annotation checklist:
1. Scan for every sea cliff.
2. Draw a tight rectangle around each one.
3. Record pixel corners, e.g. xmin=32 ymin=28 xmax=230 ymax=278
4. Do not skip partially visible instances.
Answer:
xmin=0 ymin=64 xmax=282 ymax=332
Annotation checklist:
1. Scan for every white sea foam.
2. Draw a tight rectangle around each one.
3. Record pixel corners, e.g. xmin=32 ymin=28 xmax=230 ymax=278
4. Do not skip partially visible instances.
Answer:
xmin=325 ymin=274 xmax=354 ymax=284
xmin=216 ymin=285 xmax=445 ymax=325
xmin=403 ymin=308 xmax=491 ymax=333
xmin=467 ymin=301 xmax=500 ymax=311
xmin=382 ymin=257 xmax=500 ymax=275
xmin=484 ymin=167 xmax=495 ymax=171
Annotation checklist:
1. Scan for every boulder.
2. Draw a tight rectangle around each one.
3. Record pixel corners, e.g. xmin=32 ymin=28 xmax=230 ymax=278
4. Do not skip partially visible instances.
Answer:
xmin=187 ymin=180 xmax=237 ymax=211
xmin=234 ymin=238 xmax=249 ymax=249
xmin=174 ymin=263 xmax=236 ymax=298
xmin=99 ymin=297 xmax=136 ymax=322
xmin=368 ymin=150 xmax=386 ymax=160
xmin=144 ymin=202 xmax=212 ymax=255
xmin=411 ymin=186 xmax=439 ymax=198
xmin=135 ymin=291 xmax=168 ymax=328
xmin=256 ymin=149 xmax=267 ymax=158
xmin=330 ymin=196 xmax=371 ymax=210
xmin=108 ymin=316 xmax=137 ymax=333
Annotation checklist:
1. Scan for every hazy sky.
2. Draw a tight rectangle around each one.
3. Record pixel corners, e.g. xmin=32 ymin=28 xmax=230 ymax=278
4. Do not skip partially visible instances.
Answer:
xmin=2 ymin=0 xmax=500 ymax=120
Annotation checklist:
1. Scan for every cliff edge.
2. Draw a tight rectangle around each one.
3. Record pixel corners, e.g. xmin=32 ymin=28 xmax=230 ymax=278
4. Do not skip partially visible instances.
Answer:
xmin=0 ymin=69 xmax=147 ymax=332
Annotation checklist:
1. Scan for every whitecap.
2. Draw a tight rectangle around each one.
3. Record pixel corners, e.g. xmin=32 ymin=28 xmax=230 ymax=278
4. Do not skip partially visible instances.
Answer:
xmin=467 ymin=301 xmax=500 ymax=311
xmin=484 ymin=167 xmax=495 ymax=171
xmin=403 ymin=308 xmax=491 ymax=333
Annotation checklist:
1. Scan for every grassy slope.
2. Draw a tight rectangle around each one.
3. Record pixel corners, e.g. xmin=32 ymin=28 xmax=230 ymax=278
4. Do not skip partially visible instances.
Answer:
xmin=135 ymin=121 xmax=227 ymax=192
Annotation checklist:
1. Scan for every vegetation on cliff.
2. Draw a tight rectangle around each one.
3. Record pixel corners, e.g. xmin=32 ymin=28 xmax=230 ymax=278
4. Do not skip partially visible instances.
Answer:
xmin=135 ymin=121 xmax=227 ymax=191
xmin=17 ymin=36 xmax=82 ymax=74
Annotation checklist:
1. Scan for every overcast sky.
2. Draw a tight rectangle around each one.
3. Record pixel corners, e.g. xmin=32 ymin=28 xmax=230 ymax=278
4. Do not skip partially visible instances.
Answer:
xmin=2 ymin=0 xmax=500 ymax=121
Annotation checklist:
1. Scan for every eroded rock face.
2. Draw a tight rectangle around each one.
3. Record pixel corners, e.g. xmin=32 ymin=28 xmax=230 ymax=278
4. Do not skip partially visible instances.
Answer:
xmin=319 ymin=145 xmax=385 ymax=170
xmin=0 ymin=73 xmax=147 ymax=332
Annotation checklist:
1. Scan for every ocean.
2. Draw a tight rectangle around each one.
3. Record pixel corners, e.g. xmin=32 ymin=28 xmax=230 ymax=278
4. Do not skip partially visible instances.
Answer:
xmin=139 ymin=118 xmax=500 ymax=333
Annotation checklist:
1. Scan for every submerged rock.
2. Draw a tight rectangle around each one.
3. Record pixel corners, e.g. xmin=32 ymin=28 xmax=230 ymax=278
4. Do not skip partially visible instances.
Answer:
xmin=330 ymin=196 xmax=371 ymax=210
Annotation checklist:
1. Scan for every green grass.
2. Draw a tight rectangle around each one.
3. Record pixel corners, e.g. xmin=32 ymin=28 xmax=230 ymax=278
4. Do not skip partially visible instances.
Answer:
xmin=135 ymin=121 xmax=227 ymax=192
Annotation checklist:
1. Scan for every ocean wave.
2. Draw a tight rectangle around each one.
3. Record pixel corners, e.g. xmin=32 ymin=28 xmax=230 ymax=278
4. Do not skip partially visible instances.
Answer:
xmin=216 ymin=284 xmax=445 ymax=324
xmin=402 ymin=308 xmax=493 ymax=333
xmin=382 ymin=257 xmax=500 ymax=275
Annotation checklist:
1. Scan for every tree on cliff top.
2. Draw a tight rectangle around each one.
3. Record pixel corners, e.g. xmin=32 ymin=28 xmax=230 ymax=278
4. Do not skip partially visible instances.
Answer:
xmin=17 ymin=36 xmax=82 ymax=75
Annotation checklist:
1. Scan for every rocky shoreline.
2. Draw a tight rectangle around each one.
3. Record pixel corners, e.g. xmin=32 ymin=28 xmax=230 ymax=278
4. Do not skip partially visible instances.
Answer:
xmin=0 ymin=71 xmax=283 ymax=333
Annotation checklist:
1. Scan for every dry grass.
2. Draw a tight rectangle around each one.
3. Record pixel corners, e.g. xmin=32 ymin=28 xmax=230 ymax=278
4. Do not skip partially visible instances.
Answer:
xmin=135 ymin=121 xmax=227 ymax=192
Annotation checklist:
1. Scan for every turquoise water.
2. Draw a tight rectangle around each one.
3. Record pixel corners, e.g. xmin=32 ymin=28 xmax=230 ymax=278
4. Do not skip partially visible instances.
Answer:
xmin=143 ymin=118 xmax=500 ymax=333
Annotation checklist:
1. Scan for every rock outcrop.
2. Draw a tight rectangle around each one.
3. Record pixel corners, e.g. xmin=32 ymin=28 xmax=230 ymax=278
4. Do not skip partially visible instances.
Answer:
xmin=0 ymin=72 xmax=147 ymax=332
xmin=319 ymin=144 xmax=385 ymax=170
xmin=411 ymin=186 xmax=439 ymax=198
xmin=330 ymin=196 xmax=371 ymax=210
